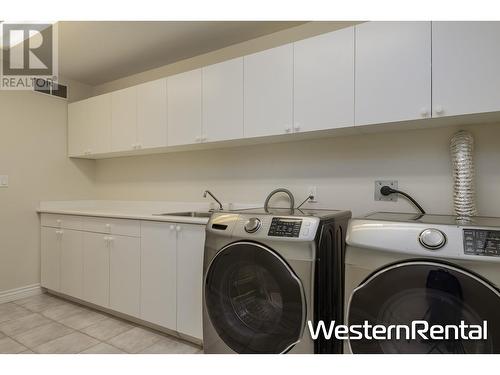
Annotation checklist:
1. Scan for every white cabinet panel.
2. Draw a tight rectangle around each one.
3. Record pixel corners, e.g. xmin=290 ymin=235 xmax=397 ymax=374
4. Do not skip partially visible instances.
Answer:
xmin=41 ymin=227 xmax=61 ymax=291
xmin=111 ymin=87 xmax=137 ymax=152
xmin=68 ymin=100 xmax=89 ymax=157
xmin=87 ymin=94 xmax=111 ymax=154
xmin=176 ymin=224 xmax=205 ymax=339
xmin=244 ymin=44 xmax=293 ymax=138
xmin=81 ymin=217 xmax=140 ymax=237
xmin=355 ymin=21 xmax=431 ymax=125
xmin=202 ymin=58 xmax=244 ymax=142
xmin=41 ymin=214 xmax=82 ymax=230
xmin=137 ymin=79 xmax=168 ymax=149
xmin=60 ymin=229 xmax=83 ymax=299
xmin=141 ymin=222 xmax=177 ymax=330
xmin=110 ymin=235 xmax=141 ymax=317
xmin=294 ymin=27 xmax=355 ymax=132
xmin=83 ymin=232 xmax=110 ymax=307
xmin=432 ymin=21 xmax=500 ymax=117
xmin=167 ymin=69 xmax=202 ymax=146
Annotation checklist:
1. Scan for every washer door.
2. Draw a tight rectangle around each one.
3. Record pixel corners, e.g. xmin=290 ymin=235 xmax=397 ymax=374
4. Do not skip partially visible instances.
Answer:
xmin=205 ymin=241 xmax=306 ymax=354
xmin=348 ymin=261 xmax=500 ymax=354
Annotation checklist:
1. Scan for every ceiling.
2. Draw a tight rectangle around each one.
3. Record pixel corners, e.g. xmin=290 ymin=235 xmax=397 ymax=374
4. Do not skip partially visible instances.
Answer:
xmin=57 ymin=21 xmax=306 ymax=86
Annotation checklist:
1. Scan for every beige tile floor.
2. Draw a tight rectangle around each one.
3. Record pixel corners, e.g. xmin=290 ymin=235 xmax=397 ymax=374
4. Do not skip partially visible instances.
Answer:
xmin=0 ymin=293 xmax=202 ymax=354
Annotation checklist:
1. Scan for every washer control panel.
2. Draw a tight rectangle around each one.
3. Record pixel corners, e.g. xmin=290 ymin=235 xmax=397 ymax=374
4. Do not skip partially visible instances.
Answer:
xmin=463 ymin=229 xmax=500 ymax=257
xmin=268 ymin=217 xmax=302 ymax=237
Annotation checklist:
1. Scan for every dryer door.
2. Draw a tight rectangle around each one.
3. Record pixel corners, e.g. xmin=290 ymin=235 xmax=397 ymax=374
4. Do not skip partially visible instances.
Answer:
xmin=205 ymin=241 xmax=306 ymax=353
xmin=347 ymin=261 xmax=500 ymax=353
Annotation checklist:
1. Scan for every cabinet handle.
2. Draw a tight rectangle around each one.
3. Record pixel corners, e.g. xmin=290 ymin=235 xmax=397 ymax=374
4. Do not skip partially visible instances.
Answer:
xmin=105 ymin=223 xmax=111 ymax=232
xmin=169 ymin=224 xmax=175 ymax=231
xmin=56 ymin=219 xmax=62 ymax=227
xmin=176 ymin=225 xmax=181 ymax=232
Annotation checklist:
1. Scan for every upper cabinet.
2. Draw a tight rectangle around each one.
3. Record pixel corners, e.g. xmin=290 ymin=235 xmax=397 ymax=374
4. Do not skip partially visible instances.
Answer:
xmin=68 ymin=22 xmax=500 ymax=159
xmin=137 ymin=79 xmax=168 ymax=149
xmin=432 ymin=22 xmax=500 ymax=117
xmin=294 ymin=27 xmax=355 ymax=132
xmin=167 ymin=69 xmax=202 ymax=146
xmin=202 ymin=58 xmax=244 ymax=142
xmin=111 ymin=86 xmax=137 ymax=152
xmin=355 ymin=22 xmax=431 ymax=126
xmin=68 ymin=100 xmax=89 ymax=157
xmin=244 ymin=44 xmax=293 ymax=138
xmin=111 ymin=80 xmax=168 ymax=152
xmin=68 ymin=93 xmax=111 ymax=157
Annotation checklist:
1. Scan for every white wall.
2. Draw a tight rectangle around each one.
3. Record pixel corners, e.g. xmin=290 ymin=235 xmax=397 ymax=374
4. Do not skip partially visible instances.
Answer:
xmin=0 ymin=91 xmax=96 ymax=293
xmin=94 ymin=122 xmax=500 ymax=217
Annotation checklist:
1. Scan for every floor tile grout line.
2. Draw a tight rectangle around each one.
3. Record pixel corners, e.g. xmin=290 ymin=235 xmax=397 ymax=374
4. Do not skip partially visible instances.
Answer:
xmin=3 ymin=294 xmax=201 ymax=354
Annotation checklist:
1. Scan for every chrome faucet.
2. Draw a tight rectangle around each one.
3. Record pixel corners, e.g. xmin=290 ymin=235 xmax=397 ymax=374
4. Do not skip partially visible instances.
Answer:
xmin=203 ymin=190 xmax=223 ymax=211
xmin=264 ymin=188 xmax=295 ymax=213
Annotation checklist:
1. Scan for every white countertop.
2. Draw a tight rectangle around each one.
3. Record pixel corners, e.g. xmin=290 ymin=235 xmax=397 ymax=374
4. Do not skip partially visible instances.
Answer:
xmin=38 ymin=200 xmax=260 ymax=225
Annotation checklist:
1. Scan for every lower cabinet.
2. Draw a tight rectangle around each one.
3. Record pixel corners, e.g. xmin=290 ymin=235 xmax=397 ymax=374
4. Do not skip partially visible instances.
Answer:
xmin=176 ymin=224 xmax=205 ymax=339
xmin=40 ymin=215 xmax=206 ymax=341
xmin=109 ymin=235 xmax=141 ymax=318
xmin=83 ymin=233 xmax=110 ymax=307
xmin=41 ymin=227 xmax=61 ymax=292
xmin=141 ymin=222 xmax=177 ymax=330
xmin=60 ymin=229 xmax=84 ymax=299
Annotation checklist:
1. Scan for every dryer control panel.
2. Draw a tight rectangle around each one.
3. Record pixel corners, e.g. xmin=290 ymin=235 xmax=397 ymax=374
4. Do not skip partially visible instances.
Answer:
xmin=463 ymin=229 xmax=500 ymax=257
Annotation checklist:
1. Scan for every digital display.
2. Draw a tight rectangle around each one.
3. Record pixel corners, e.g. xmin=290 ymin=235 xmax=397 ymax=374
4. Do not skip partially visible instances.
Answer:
xmin=268 ymin=217 xmax=302 ymax=237
xmin=463 ymin=229 xmax=500 ymax=256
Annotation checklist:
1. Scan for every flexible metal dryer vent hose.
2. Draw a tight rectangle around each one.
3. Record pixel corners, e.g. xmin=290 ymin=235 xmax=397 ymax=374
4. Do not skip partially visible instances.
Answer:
xmin=450 ymin=130 xmax=477 ymax=218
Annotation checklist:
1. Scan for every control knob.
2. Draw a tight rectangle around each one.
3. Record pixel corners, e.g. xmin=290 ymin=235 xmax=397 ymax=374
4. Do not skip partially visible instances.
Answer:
xmin=244 ymin=218 xmax=261 ymax=233
xmin=419 ymin=228 xmax=446 ymax=250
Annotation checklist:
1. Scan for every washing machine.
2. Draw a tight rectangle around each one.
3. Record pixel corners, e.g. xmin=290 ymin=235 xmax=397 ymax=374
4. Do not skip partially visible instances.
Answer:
xmin=203 ymin=208 xmax=351 ymax=354
xmin=345 ymin=212 xmax=500 ymax=354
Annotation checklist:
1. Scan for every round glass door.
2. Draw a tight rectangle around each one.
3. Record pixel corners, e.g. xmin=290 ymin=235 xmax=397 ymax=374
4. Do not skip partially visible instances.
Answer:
xmin=205 ymin=241 xmax=306 ymax=354
xmin=348 ymin=261 xmax=500 ymax=353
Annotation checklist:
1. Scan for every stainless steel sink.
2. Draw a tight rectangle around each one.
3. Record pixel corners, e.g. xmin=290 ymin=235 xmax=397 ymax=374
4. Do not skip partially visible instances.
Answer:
xmin=154 ymin=211 xmax=212 ymax=218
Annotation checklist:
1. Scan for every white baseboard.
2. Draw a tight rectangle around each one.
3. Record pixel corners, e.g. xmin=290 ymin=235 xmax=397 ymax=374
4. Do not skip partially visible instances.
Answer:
xmin=0 ymin=283 xmax=44 ymax=304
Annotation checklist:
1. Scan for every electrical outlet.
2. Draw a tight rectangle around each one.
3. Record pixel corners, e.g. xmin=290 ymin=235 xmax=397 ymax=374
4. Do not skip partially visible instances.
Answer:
xmin=0 ymin=175 xmax=8 ymax=188
xmin=375 ymin=180 xmax=398 ymax=201
xmin=307 ymin=186 xmax=317 ymax=203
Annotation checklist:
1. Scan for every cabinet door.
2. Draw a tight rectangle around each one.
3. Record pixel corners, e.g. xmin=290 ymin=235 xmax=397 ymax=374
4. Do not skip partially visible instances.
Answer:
xmin=176 ymin=224 xmax=206 ymax=339
xmin=167 ymin=69 xmax=202 ymax=146
xmin=60 ymin=229 xmax=83 ymax=299
xmin=244 ymin=44 xmax=293 ymax=138
xmin=68 ymin=100 xmax=90 ymax=157
xmin=137 ymin=79 xmax=168 ymax=149
xmin=41 ymin=227 xmax=61 ymax=291
xmin=83 ymin=232 xmax=110 ymax=307
xmin=110 ymin=235 xmax=141 ymax=317
xmin=111 ymin=86 xmax=137 ymax=152
xmin=294 ymin=27 xmax=355 ymax=132
xmin=141 ymin=222 xmax=177 ymax=330
xmin=202 ymin=58 xmax=244 ymax=142
xmin=88 ymin=94 xmax=111 ymax=154
xmin=355 ymin=22 xmax=431 ymax=125
xmin=432 ymin=21 xmax=500 ymax=117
